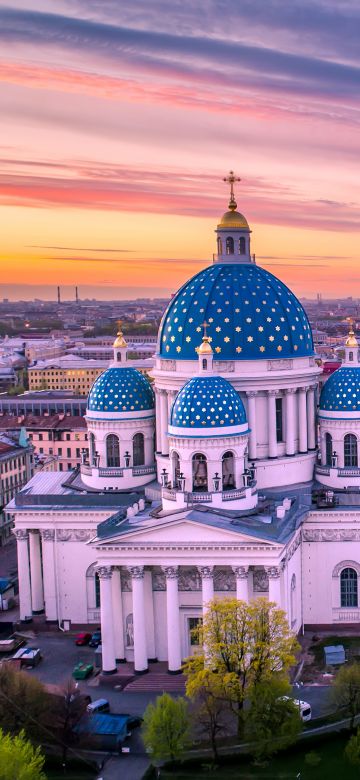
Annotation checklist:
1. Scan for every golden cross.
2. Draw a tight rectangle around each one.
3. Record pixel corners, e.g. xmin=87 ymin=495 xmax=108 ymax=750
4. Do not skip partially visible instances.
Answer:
xmin=223 ymin=170 xmax=241 ymax=208
xmin=201 ymin=320 xmax=209 ymax=338
xmin=116 ymin=319 xmax=123 ymax=332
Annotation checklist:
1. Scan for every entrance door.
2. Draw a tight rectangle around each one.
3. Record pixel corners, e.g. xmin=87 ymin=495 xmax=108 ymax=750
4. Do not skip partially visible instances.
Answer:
xmin=187 ymin=616 xmax=203 ymax=656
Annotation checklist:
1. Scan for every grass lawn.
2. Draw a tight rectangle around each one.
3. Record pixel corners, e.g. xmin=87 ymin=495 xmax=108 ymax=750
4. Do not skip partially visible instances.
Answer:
xmin=158 ymin=734 xmax=358 ymax=779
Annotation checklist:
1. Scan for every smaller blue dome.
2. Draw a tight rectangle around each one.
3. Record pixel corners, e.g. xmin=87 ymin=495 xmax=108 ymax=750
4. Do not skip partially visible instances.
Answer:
xmin=320 ymin=366 xmax=360 ymax=413
xmin=87 ymin=367 xmax=154 ymax=416
xmin=169 ymin=376 xmax=247 ymax=436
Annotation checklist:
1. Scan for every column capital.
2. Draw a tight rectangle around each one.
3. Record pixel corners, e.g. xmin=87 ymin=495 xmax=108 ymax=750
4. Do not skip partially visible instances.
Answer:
xmin=198 ymin=565 xmax=214 ymax=579
xmin=96 ymin=565 xmax=113 ymax=580
xmin=267 ymin=389 xmax=279 ymax=397
xmin=13 ymin=529 xmax=28 ymax=541
xmin=246 ymin=390 xmax=258 ymax=398
xmin=232 ymin=565 xmax=249 ymax=579
xmin=128 ymin=565 xmax=145 ymax=580
xmin=41 ymin=529 xmax=55 ymax=542
xmin=265 ymin=565 xmax=281 ymax=579
xmin=162 ymin=566 xmax=179 ymax=579
xmin=285 ymin=387 xmax=297 ymax=395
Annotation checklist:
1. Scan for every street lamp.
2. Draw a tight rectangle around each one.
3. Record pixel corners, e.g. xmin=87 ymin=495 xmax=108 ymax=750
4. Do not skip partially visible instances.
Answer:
xmin=161 ymin=468 xmax=168 ymax=487
xmin=178 ymin=472 xmax=186 ymax=491
xmin=212 ymin=472 xmax=221 ymax=492
xmin=124 ymin=451 xmax=131 ymax=468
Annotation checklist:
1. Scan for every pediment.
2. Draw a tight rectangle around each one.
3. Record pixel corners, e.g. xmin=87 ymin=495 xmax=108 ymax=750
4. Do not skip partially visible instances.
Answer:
xmin=94 ymin=517 xmax=279 ymax=548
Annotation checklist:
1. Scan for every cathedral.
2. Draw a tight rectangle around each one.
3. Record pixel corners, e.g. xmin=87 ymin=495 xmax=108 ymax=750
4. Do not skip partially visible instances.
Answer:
xmin=10 ymin=175 xmax=360 ymax=676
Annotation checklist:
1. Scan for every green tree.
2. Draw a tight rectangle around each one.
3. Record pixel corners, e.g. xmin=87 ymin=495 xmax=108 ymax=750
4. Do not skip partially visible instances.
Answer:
xmin=184 ymin=598 xmax=298 ymax=737
xmin=332 ymin=662 xmax=360 ymax=729
xmin=0 ymin=728 xmax=45 ymax=780
xmin=0 ymin=666 xmax=49 ymax=743
xmin=186 ymin=667 xmax=228 ymax=762
xmin=142 ymin=693 xmax=190 ymax=763
xmin=345 ymin=727 xmax=360 ymax=765
xmin=52 ymin=680 xmax=89 ymax=765
xmin=245 ymin=677 xmax=302 ymax=764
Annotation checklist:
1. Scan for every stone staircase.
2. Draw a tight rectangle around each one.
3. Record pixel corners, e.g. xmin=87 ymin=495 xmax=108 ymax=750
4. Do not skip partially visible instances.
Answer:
xmin=124 ymin=672 xmax=186 ymax=693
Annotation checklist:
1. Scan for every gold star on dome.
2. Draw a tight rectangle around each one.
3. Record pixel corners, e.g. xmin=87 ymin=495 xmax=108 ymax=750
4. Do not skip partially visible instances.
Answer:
xmin=277 ymin=345 xmax=282 ymax=352
xmin=235 ymin=326 xmax=241 ymax=332
xmin=170 ymin=336 xmax=175 ymax=342
xmin=186 ymin=336 xmax=191 ymax=342
xmin=259 ymin=346 xmax=265 ymax=352
xmin=176 ymin=346 xmax=182 ymax=353
xmin=215 ymin=346 xmax=221 ymax=353
xmin=269 ymin=335 xmax=274 ymax=342
xmin=275 ymin=326 xmax=280 ymax=332
xmin=216 ymin=326 xmax=221 ymax=332
xmin=247 ymin=336 xmax=253 ymax=342
xmin=258 ymin=326 xmax=264 ymax=332
xmin=224 ymin=336 xmax=230 ymax=343
xmin=196 ymin=327 xmax=201 ymax=332
xmin=236 ymin=346 xmax=242 ymax=353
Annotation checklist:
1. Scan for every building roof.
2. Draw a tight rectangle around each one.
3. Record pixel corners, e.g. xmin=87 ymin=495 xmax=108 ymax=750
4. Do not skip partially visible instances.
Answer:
xmin=158 ymin=262 xmax=314 ymax=361
xmin=169 ymin=375 xmax=247 ymax=435
xmin=320 ymin=366 xmax=360 ymax=413
xmin=87 ymin=367 xmax=154 ymax=417
xmin=0 ymin=414 xmax=87 ymax=430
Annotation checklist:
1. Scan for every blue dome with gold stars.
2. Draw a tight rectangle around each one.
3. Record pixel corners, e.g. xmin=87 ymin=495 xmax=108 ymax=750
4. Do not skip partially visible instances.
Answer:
xmin=320 ymin=367 xmax=360 ymax=415
xmin=168 ymin=376 xmax=248 ymax=437
xmin=87 ymin=367 xmax=154 ymax=419
xmin=158 ymin=262 xmax=313 ymax=360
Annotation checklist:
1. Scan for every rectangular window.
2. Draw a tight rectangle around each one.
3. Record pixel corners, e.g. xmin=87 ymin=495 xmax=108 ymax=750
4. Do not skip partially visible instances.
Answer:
xmin=67 ymin=448 xmax=71 ymax=458
xmin=59 ymin=463 xmax=63 ymax=471
xmin=58 ymin=447 xmax=62 ymax=456
xmin=67 ymin=463 xmax=72 ymax=471
xmin=66 ymin=433 xmax=70 ymax=441
xmin=38 ymin=433 xmax=43 ymax=441
xmin=76 ymin=448 xmax=80 ymax=458
xmin=276 ymin=398 xmax=283 ymax=442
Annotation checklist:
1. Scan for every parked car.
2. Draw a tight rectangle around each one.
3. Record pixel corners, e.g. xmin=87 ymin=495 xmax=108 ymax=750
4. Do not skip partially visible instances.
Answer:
xmin=89 ymin=630 xmax=102 ymax=648
xmin=87 ymin=698 xmax=110 ymax=715
xmin=279 ymin=696 xmax=312 ymax=722
xmin=72 ymin=662 xmax=94 ymax=680
xmin=12 ymin=647 xmax=42 ymax=667
xmin=75 ymin=632 xmax=92 ymax=646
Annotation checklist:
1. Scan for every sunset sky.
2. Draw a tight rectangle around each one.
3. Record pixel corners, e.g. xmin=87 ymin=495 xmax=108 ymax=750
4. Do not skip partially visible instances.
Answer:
xmin=0 ymin=1 xmax=359 ymax=300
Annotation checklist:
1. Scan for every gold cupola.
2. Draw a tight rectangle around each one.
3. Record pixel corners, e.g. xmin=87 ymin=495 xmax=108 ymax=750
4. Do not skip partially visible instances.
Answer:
xmin=196 ymin=322 xmax=214 ymax=373
xmin=215 ymin=170 xmax=252 ymax=265
xmin=344 ymin=321 xmax=359 ymax=366
xmin=345 ymin=329 xmax=358 ymax=348
xmin=112 ymin=322 xmax=128 ymax=366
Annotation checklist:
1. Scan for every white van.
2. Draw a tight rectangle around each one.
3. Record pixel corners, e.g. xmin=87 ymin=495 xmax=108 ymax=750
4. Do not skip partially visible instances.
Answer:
xmin=86 ymin=698 xmax=110 ymax=715
xmin=279 ymin=696 xmax=312 ymax=722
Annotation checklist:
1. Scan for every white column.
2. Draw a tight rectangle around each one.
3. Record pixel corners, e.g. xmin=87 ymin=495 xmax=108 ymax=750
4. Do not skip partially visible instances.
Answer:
xmin=163 ymin=566 xmax=182 ymax=673
xmin=112 ymin=567 xmax=125 ymax=663
xmin=160 ymin=390 xmax=169 ymax=455
xmin=155 ymin=390 xmax=161 ymax=453
xmin=233 ymin=566 xmax=249 ymax=601
xmin=14 ymin=530 xmax=32 ymax=622
xmin=29 ymin=530 xmax=44 ymax=613
xmin=266 ymin=566 xmax=282 ymax=607
xmin=285 ymin=389 xmax=296 ymax=456
xmin=307 ymin=386 xmax=316 ymax=450
xmin=267 ymin=391 xmax=278 ymax=458
xmin=98 ymin=566 xmax=117 ymax=674
xmin=320 ymin=434 xmax=326 ymax=466
xmin=199 ymin=566 xmax=214 ymax=615
xmin=246 ymin=392 xmax=257 ymax=460
xmin=298 ymin=387 xmax=308 ymax=453
xmin=129 ymin=566 xmax=148 ymax=674
xmin=40 ymin=529 xmax=57 ymax=622
xmin=144 ymin=569 xmax=157 ymax=661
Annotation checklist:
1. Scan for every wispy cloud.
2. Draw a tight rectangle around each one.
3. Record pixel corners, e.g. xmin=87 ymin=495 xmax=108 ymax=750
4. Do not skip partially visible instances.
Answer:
xmin=27 ymin=244 xmax=135 ymax=252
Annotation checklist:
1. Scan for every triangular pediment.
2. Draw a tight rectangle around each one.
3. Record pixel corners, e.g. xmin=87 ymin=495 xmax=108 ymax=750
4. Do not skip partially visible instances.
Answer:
xmin=93 ymin=516 xmax=280 ymax=548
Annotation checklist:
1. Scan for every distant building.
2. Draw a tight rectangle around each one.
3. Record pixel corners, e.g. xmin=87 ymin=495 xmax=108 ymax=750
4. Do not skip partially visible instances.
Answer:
xmin=0 ymin=415 xmax=88 ymax=473
xmin=0 ymin=390 xmax=86 ymax=418
xmin=28 ymin=354 xmax=154 ymax=395
xmin=0 ymin=431 xmax=33 ymax=546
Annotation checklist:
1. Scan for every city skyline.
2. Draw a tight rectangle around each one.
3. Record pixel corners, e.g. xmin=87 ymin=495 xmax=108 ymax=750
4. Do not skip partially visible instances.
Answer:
xmin=0 ymin=1 xmax=359 ymax=300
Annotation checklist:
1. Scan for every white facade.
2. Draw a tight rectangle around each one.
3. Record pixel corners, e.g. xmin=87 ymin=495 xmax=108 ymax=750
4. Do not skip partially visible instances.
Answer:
xmin=10 ymin=184 xmax=360 ymax=676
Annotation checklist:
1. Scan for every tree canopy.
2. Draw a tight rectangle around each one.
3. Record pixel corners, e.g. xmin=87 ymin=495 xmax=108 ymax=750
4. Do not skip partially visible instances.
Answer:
xmin=0 ymin=729 xmax=45 ymax=780
xmin=142 ymin=693 xmax=190 ymax=763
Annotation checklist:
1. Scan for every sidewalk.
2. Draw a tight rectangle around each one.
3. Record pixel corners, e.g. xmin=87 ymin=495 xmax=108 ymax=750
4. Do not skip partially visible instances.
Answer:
xmin=99 ymin=755 xmax=149 ymax=780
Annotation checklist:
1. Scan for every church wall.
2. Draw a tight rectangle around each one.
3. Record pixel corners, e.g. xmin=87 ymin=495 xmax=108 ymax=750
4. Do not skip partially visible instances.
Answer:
xmin=55 ymin=542 xmax=99 ymax=624
xmin=283 ymin=542 xmax=302 ymax=634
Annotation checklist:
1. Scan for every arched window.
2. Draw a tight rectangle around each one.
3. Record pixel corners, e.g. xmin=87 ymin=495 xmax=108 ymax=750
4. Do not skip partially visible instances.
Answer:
xmin=133 ymin=432 xmax=145 ymax=466
xmin=95 ymin=572 xmax=100 ymax=608
xmin=239 ymin=237 xmax=246 ymax=255
xmin=226 ymin=237 xmax=234 ymax=255
xmin=217 ymin=237 xmax=222 ymax=255
xmin=202 ymin=358 xmax=207 ymax=371
xmin=222 ymin=451 xmax=235 ymax=490
xmin=349 ymin=351 xmax=354 ymax=362
xmin=341 ymin=567 xmax=358 ymax=607
xmin=117 ymin=352 xmax=122 ymax=362
xmin=290 ymin=574 xmax=296 ymax=627
xmin=106 ymin=434 xmax=120 ymax=467
xmin=344 ymin=433 xmax=358 ymax=467
xmin=325 ymin=432 xmax=333 ymax=466
xmin=89 ymin=432 xmax=96 ymax=465
xmin=192 ymin=453 xmax=208 ymax=492
xmin=172 ymin=451 xmax=180 ymax=487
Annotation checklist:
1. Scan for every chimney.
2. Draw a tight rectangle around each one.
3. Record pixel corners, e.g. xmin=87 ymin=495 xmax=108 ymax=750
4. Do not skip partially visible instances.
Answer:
xmin=75 ymin=286 xmax=79 ymax=303
xmin=57 ymin=286 xmax=61 ymax=304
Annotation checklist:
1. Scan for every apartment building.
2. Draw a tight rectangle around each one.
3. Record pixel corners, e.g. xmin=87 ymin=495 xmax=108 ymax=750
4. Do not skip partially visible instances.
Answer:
xmin=0 ymin=433 xmax=33 ymax=545
xmin=28 ymin=355 xmax=154 ymax=394
xmin=0 ymin=415 xmax=88 ymax=472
